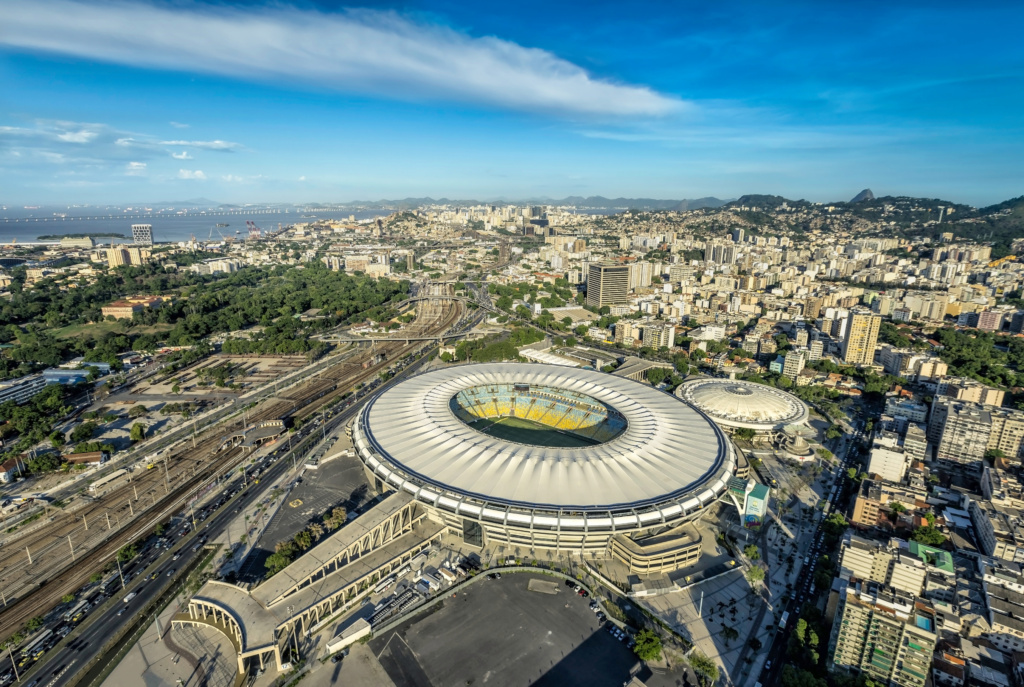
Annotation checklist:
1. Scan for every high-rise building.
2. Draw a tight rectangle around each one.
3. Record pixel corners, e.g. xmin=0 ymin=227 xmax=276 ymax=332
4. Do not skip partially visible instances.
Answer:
xmin=829 ymin=584 xmax=937 ymax=687
xmin=808 ymin=339 xmax=824 ymax=362
xmin=782 ymin=349 xmax=806 ymax=380
xmin=628 ymin=261 xmax=653 ymax=290
xmin=131 ymin=223 xmax=153 ymax=245
xmin=106 ymin=247 xmax=127 ymax=268
xmin=586 ymin=263 xmax=630 ymax=309
xmin=804 ymin=297 xmax=823 ymax=320
xmin=928 ymin=397 xmax=992 ymax=464
xmin=842 ymin=309 xmax=881 ymax=365
xmin=731 ymin=228 xmax=744 ymax=243
xmin=641 ymin=323 xmax=675 ymax=349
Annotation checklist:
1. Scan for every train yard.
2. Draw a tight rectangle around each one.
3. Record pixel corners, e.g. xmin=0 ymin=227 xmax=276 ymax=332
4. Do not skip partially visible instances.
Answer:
xmin=0 ymin=287 xmax=466 ymax=646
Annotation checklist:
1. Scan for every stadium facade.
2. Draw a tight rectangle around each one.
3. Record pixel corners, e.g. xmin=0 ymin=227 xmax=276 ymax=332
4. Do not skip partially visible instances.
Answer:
xmin=353 ymin=363 xmax=738 ymax=555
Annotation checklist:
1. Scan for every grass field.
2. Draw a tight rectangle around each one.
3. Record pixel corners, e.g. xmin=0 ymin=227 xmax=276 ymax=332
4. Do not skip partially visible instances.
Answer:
xmin=48 ymin=321 xmax=173 ymax=339
xmin=472 ymin=415 xmax=598 ymax=448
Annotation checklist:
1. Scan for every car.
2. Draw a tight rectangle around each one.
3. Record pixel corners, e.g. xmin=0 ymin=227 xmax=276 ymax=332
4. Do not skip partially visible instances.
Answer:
xmin=765 ymin=660 xmax=772 ymax=670
xmin=166 ymin=569 xmax=176 ymax=577
xmin=579 ymin=590 xmax=589 ymax=598
xmin=172 ymin=553 xmax=181 ymax=561
xmin=332 ymin=654 xmax=343 ymax=664
xmin=150 ymin=572 xmax=159 ymax=580
xmin=596 ymin=612 xmax=606 ymax=621
xmin=117 ymin=608 xmax=127 ymax=616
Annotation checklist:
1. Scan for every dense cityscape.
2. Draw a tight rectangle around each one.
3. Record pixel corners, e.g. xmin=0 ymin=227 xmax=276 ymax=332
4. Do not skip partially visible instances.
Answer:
xmin=0 ymin=190 xmax=1021 ymax=687
xmin=3 ymin=1 xmax=1023 ymax=687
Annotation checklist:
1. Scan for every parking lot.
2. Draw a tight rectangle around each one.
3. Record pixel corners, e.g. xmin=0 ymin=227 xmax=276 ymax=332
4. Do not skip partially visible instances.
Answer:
xmin=369 ymin=573 xmax=638 ymax=687
xmin=235 ymin=449 xmax=372 ymax=583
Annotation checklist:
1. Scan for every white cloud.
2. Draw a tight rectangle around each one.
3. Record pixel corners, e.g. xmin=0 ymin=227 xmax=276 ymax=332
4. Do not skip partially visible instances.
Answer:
xmin=298 ymin=176 xmax=306 ymax=181
xmin=171 ymin=151 xmax=192 ymax=160
xmin=169 ymin=121 xmax=189 ymax=128
xmin=221 ymin=174 xmax=243 ymax=182
xmin=56 ymin=129 xmax=98 ymax=143
xmin=161 ymin=139 xmax=243 ymax=152
xmin=0 ymin=0 xmax=681 ymax=118
xmin=125 ymin=161 xmax=146 ymax=175
xmin=177 ymin=169 xmax=206 ymax=180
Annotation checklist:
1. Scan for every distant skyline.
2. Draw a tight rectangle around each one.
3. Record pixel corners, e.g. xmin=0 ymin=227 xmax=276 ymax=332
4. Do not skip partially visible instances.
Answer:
xmin=1 ymin=0 xmax=1022 ymax=206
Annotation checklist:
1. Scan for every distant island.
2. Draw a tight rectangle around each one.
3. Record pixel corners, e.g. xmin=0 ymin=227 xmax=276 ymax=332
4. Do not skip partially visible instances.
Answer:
xmin=37 ymin=232 xmax=126 ymax=240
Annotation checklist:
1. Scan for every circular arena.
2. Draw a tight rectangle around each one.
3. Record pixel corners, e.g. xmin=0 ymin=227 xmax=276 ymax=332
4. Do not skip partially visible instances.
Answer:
xmin=674 ymin=377 xmax=809 ymax=435
xmin=353 ymin=363 xmax=736 ymax=553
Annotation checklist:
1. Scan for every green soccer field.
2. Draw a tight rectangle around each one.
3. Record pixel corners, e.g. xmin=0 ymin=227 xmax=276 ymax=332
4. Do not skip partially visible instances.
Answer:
xmin=472 ymin=416 xmax=598 ymax=448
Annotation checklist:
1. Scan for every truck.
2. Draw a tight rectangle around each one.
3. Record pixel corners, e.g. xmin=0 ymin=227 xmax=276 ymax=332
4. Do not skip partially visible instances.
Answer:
xmin=779 ymin=611 xmax=789 ymax=629
xmin=123 ymin=591 xmax=137 ymax=604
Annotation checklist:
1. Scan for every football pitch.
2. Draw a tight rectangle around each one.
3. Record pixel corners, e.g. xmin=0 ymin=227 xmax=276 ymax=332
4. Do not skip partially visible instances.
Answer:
xmin=473 ymin=416 xmax=598 ymax=448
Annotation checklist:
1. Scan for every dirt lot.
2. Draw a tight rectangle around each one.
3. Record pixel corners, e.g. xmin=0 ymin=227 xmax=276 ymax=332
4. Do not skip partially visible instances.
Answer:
xmin=138 ymin=354 xmax=309 ymax=397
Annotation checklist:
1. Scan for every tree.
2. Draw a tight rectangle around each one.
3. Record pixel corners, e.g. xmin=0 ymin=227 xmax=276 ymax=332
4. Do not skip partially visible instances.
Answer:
xmin=747 ymin=637 xmax=762 ymax=651
xmin=70 ymin=421 xmax=98 ymax=443
xmin=61 ymin=593 xmax=75 ymax=604
xmin=25 ymin=616 xmax=44 ymax=633
xmin=911 ymin=525 xmax=947 ymax=547
xmin=734 ymin=427 xmax=756 ymax=441
xmin=745 ymin=565 xmax=766 ymax=586
xmin=722 ymin=626 xmax=739 ymax=645
xmin=171 ymin=383 xmax=181 ymax=395
xmin=743 ymin=544 xmax=760 ymax=560
xmin=128 ymin=404 xmax=148 ymax=418
xmin=986 ymin=448 xmax=1005 ymax=462
xmin=647 ymin=368 xmax=669 ymax=385
xmin=632 ymin=629 xmax=663 ymax=661
xmin=689 ymin=651 xmax=719 ymax=687
xmin=129 ymin=422 xmax=146 ymax=443
xmin=117 ymin=543 xmax=138 ymax=563
xmin=890 ymin=502 xmax=907 ymax=517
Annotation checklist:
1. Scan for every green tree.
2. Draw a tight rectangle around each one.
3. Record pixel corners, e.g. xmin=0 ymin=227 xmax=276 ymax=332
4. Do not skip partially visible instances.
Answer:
xmin=25 ymin=616 xmax=44 ymax=633
xmin=743 ymin=544 xmax=760 ymax=560
xmin=70 ymin=421 xmax=98 ymax=443
xmin=632 ymin=629 xmax=663 ymax=661
xmin=734 ymin=427 xmax=756 ymax=441
xmin=61 ymin=593 xmax=75 ymax=604
xmin=745 ymin=564 xmax=766 ymax=586
xmin=117 ymin=543 xmax=138 ymax=563
xmin=689 ymin=651 xmax=719 ymax=687
xmin=128 ymin=404 xmax=148 ymax=418
xmin=722 ymin=626 xmax=739 ymax=645
xmin=129 ymin=422 xmax=146 ymax=443
xmin=911 ymin=525 xmax=947 ymax=547
xmin=171 ymin=383 xmax=181 ymax=395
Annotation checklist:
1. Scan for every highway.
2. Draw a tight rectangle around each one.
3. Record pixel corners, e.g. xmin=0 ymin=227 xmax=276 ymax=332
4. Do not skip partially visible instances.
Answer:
xmin=5 ymin=316 xmax=451 ymax=687
xmin=756 ymin=421 xmax=864 ymax=687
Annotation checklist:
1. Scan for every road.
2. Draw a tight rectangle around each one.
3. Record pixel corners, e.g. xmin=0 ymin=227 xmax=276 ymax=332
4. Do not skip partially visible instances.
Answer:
xmin=756 ymin=422 xmax=863 ymax=686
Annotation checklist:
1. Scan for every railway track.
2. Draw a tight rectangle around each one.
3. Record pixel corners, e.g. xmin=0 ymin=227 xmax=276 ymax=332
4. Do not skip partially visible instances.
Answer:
xmin=0 ymin=292 xmax=462 ymax=640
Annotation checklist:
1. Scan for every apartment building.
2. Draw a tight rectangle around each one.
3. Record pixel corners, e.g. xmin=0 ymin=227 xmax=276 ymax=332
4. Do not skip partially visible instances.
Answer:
xmin=928 ymin=398 xmax=991 ymax=465
xmin=830 ymin=583 xmax=937 ymax=687
xmin=842 ymin=309 xmax=881 ymax=365
xmin=850 ymin=479 xmax=926 ymax=528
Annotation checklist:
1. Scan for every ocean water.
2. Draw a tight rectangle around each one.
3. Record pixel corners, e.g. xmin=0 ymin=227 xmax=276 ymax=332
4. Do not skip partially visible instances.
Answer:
xmin=0 ymin=209 xmax=390 ymax=244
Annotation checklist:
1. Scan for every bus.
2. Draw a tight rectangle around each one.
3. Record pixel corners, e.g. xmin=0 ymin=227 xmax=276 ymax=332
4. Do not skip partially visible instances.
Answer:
xmin=374 ymin=576 xmax=396 ymax=596
xmin=63 ymin=599 xmax=89 ymax=622
xmin=20 ymin=629 xmax=53 ymax=658
xmin=89 ymin=468 xmax=129 ymax=493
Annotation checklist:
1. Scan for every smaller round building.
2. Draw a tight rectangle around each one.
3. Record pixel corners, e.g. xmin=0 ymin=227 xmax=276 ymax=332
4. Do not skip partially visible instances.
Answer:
xmin=674 ymin=378 xmax=809 ymax=437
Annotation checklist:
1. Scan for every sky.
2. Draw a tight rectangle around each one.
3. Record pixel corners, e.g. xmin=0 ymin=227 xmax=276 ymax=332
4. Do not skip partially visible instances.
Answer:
xmin=1 ymin=0 xmax=1022 ymax=206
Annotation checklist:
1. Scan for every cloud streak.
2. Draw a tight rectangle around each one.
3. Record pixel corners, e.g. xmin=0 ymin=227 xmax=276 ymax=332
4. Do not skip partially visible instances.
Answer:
xmin=0 ymin=0 xmax=680 ymax=118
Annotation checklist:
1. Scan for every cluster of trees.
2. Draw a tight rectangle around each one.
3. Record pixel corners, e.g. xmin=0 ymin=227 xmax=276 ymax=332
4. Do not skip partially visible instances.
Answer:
xmin=265 ymin=506 xmax=348 ymax=576
xmin=0 ymin=385 xmax=72 ymax=456
xmin=932 ymin=327 xmax=1024 ymax=391
xmin=444 ymin=327 xmax=546 ymax=363
xmin=1 ymin=262 xmax=408 ymax=379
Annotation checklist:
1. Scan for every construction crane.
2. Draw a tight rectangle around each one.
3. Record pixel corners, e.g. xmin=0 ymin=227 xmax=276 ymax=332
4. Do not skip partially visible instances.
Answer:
xmin=245 ymin=220 xmax=262 ymax=240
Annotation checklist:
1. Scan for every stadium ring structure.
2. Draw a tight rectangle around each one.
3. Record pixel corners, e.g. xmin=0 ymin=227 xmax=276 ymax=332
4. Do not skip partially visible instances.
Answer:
xmin=353 ymin=362 xmax=738 ymax=554
xmin=674 ymin=377 xmax=809 ymax=437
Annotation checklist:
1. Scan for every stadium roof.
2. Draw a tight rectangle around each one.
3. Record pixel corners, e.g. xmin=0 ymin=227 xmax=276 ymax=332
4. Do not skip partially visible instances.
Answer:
xmin=675 ymin=378 xmax=809 ymax=431
xmin=359 ymin=363 xmax=730 ymax=511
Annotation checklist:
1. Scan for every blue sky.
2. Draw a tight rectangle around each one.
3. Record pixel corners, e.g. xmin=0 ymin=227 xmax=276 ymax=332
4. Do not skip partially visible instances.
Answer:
xmin=1 ymin=0 xmax=1022 ymax=206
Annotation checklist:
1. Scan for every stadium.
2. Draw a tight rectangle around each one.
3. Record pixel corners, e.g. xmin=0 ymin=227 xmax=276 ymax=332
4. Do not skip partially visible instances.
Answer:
xmin=674 ymin=377 xmax=809 ymax=438
xmin=353 ymin=363 xmax=737 ymax=554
